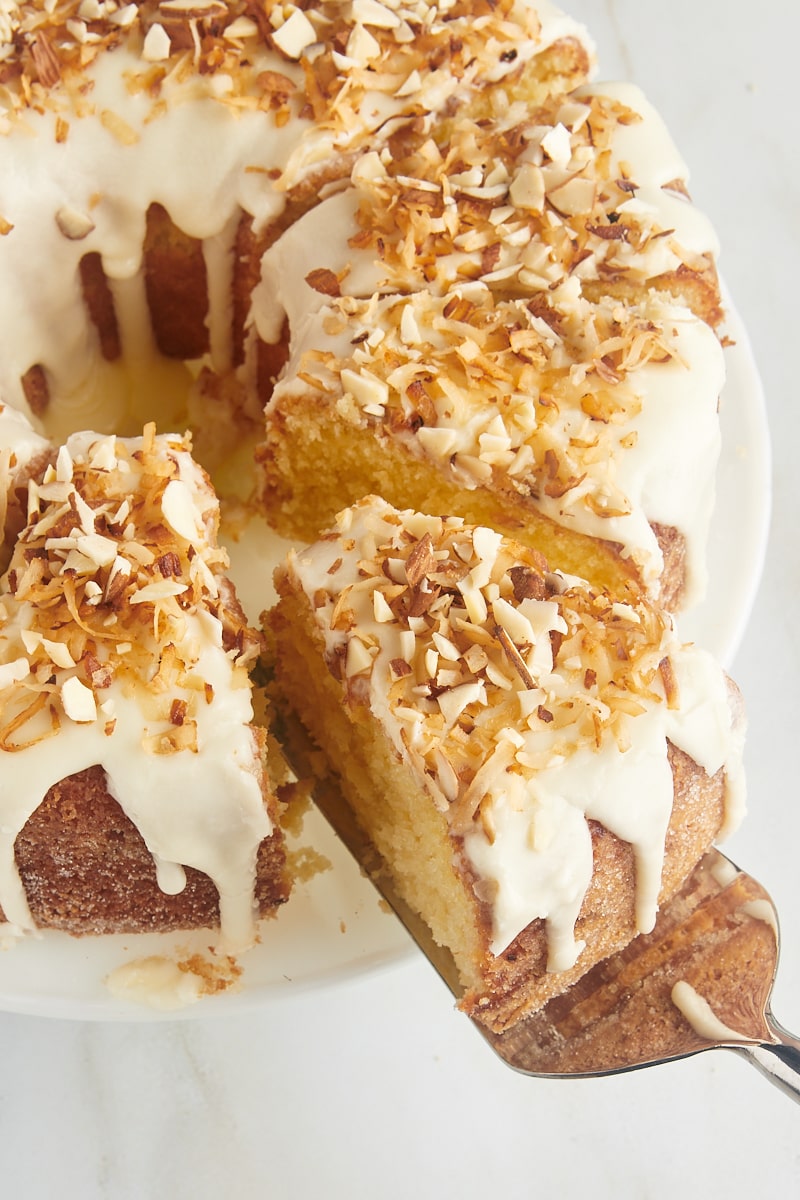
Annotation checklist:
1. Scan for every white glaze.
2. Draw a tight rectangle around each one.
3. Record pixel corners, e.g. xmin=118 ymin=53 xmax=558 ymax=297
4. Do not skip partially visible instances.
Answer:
xmin=0 ymin=403 xmax=49 ymax=471
xmin=671 ymin=980 xmax=756 ymax=1044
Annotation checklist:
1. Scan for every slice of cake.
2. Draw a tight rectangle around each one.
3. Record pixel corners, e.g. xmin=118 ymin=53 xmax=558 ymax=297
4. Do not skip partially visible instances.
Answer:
xmin=261 ymin=282 xmax=724 ymax=611
xmin=269 ymin=495 xmax=745 ymax=1032
xmin=0 ymin=422 xmax=288 ymax=950
xmin=255 ymin=81 xmax=722 ymax=340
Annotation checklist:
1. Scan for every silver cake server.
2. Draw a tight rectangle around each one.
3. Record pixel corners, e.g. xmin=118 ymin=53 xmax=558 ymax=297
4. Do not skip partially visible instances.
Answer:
xmin=280 ymin=715 xmax=800 ymax=1102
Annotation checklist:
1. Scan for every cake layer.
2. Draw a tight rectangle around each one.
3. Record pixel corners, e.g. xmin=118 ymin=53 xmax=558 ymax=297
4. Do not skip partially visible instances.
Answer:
xmin=0 ymin=421 xmax=287 ymax=949
xmin=262 ymin=284 xmax=724 ymax=609
xmin=270 ymin=496 xmax=745 ymax=1031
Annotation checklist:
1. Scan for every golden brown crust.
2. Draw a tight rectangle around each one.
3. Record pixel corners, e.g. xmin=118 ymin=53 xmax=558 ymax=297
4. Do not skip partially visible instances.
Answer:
xmin=143 ymin=203 xmax=210 ymax=361
xmin=476 ymin=855 xmax=775 ymax=1073
xmin=651 ymin=522 xmax=688 ymax=611
xmin=232 ymin=214 xmax=265 ymax=371
xmin=20 ymin=363 xmax=50 ymax=419
xmin=460 ymin=743 xmax=727 ymax=1031
xmin=1 ymin=446 xmax=51 ymax=569
xmin=79 ymin=252 xmax=121 ymax=363
xmin=1 ymin=756 xmax=289 ymax=937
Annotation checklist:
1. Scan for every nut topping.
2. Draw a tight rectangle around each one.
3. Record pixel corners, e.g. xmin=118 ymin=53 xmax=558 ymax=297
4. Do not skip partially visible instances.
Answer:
xmin=0 ymin=426 xmax=260 ymax=749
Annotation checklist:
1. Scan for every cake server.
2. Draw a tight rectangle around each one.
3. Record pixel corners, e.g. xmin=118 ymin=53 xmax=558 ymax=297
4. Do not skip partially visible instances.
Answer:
xmin=281 ymin=719 xmax=800 ymax=1102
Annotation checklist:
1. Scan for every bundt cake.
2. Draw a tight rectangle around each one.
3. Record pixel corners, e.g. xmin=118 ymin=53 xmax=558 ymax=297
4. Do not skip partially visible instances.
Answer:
xmin=0 ymin=0 xmax=596 ymax=951
xmin=269 ymin=496 xmax=745 ymax=1031
xmin=0 ymin=1 xmax=746 ymax=1019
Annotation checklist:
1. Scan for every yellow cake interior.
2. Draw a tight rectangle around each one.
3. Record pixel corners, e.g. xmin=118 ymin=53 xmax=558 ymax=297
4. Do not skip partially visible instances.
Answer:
xmin=271 ymin=588 xmax=488 ymax=993
xmin=262 ymin=395 xmax=641 ymax=600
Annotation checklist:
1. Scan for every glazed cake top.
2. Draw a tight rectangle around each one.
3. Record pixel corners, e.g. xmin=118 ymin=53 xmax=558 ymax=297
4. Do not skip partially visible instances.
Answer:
xmin=282 ymin=495 xmax=745 ymax=969
xmin=0 ymin=0 xmax=592 ymax=430
xmin=0 ymin=0 xmax=592 ymax=158
xmin=0 ymin=419 xmax=270 ymax=950
xmin=257 ymin=80 xmax=720 ymax=332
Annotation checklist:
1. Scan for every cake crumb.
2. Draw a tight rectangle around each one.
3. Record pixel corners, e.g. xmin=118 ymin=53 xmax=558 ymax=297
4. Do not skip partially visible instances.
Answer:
xmin=286 ymin=845 xmax=333 ymax=883
xmin=105 ymin=951 xmax=242 ymax=1010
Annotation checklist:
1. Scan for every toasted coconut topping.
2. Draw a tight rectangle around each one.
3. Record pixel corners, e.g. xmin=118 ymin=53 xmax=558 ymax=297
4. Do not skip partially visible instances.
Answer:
xmin=0 ymin=0 xmax=592 ymax=148
xmin=282 ymin=496 xmax=744 ymax=968
xmin=294 ymin=497 xmax=674 ymax=776
xmin=338 ymin=83 xmax=719 ymax=308
xmin=0 ymin=1 xmax=593 ymax=431
xmin=0 ymin=423 xmax=260 ymax=750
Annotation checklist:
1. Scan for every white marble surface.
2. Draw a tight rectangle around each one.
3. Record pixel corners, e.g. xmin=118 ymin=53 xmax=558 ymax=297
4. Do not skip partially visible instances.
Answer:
xmin=2 ymin=3 xmax=799 ymax=1196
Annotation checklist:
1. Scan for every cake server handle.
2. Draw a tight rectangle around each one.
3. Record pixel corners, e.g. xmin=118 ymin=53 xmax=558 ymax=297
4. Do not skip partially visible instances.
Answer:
xmin=731 ymin=1011 xmax=800 ymax=1102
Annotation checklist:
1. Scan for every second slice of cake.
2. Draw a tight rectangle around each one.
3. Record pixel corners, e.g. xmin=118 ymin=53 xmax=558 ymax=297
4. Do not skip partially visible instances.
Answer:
xmin=270 ymin=495 xmax=745 ymax=1032
xmin=0 ymin=421 xmax=289 ymax=952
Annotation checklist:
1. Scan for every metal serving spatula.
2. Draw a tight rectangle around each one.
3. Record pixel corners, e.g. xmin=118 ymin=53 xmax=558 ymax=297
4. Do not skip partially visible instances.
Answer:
xmin=281 ymin=716 xmax=800 ymax=1101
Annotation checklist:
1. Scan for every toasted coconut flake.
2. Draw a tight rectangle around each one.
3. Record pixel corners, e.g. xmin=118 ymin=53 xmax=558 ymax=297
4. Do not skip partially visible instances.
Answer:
xmin=100 ymin=109 xmax=140 ymax=146
xmin=0 ymin=692 xmax=60 ymax=753
xmin=493 ymin=623 xmax=536 ymax=689
xmin=160 ymin=0 xmax=227 ymax=16
xmin=659 ymin=654 xmax=680 ymax=710
xmin=306 ymin=268 xmax=342 ymax=297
